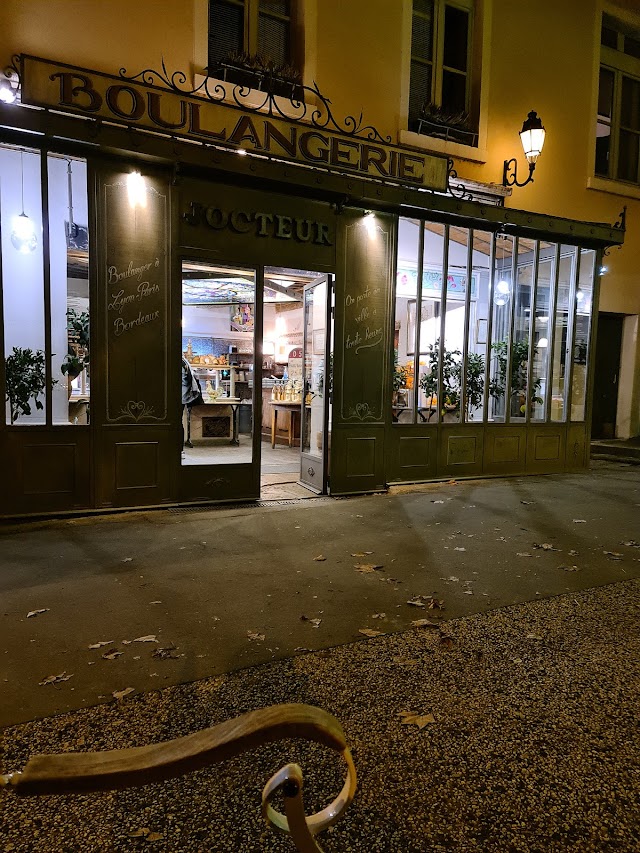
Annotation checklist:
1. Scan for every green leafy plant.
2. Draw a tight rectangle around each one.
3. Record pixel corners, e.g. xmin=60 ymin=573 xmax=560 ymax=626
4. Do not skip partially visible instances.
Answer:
xmin=5 ymin=347 xmax=56 ymax=423
xmin=61 ymin=309 xmax=89 ymax=378
xmin=418 ymin=340 xmax=485 ymax=418
xmin=393 ymin=351 xmax=408 ymax=392
xmin=489 ymin=339 xmax=542 ymax=415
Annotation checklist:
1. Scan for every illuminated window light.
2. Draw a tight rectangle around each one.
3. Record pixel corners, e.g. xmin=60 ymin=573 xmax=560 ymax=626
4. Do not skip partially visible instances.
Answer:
xmin=127 ymin=171 xmax=147 ymax=208
xmin=0 ymin=82 xmax=17 ymax=104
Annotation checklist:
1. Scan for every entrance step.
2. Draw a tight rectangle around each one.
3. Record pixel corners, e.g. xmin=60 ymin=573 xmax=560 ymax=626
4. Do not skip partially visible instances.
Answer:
xmin=590 ymin=439 xmax=640 ymax=463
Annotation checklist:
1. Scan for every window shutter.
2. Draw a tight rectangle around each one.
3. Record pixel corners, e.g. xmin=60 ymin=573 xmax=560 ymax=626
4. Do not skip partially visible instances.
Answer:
xmin=208 ymin=0 xmax=245 ymax=70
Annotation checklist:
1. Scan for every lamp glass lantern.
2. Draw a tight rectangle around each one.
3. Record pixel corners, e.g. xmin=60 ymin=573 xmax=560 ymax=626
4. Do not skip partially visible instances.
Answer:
xmin=519 ymin=111 xmax=546 ymax=164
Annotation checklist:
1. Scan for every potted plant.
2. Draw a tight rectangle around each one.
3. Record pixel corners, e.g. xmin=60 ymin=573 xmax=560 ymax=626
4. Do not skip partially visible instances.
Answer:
xmin=61 ymin=309 xmax=89 ymax=394
xmin=392 ymin=351 xmax=408 ymax=400
xmin=209 ymin=51 xmax=303 ymax=100
xmin=5 ymin=346 xmax=55 ymax=423
xmin=418 ymin=340 xmax=485 ymax=420
xmin=489 ymin=339 xmax=542 ymax=417
xmin=415 ymin=103 xmax=477 ymax=146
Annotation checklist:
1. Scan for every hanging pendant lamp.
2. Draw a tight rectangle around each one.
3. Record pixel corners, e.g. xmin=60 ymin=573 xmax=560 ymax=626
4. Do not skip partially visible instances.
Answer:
xmin=11 ymin=150 xmax=37 ymax=254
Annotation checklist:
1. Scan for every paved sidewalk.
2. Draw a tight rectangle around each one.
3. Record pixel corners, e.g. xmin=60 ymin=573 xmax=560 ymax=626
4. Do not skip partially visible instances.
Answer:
xmin=1 ymin=580 xmax=638 ymax=852
xmin=1 ymin=460 xmax=639 ymax=726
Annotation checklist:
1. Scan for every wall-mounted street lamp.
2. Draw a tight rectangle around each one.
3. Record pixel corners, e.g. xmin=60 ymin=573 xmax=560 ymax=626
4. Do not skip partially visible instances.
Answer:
xmin=502 ymin=110 xmax=546 ymax=188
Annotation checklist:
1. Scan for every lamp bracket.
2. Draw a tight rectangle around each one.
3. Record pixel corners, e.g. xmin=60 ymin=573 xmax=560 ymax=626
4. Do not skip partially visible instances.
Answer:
xmin=502 ymin=158 xmax=535 ymax=188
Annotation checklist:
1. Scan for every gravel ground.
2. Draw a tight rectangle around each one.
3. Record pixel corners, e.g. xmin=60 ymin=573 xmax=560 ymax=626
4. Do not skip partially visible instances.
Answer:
xmin=1 ymin=579 xmax=639 ymax=853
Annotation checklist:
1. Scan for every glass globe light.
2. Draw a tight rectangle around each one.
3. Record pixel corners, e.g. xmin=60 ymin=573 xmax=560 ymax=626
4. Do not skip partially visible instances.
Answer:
xmin=495 ymin=279 xmax=510 ymax=306
xmin=11 ymin=212 xmax=37 ymax=253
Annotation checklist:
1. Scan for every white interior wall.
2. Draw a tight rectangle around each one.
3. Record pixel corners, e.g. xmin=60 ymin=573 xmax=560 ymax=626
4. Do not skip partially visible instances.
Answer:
xmin=1 ymin=147 xmax=45 ymax=424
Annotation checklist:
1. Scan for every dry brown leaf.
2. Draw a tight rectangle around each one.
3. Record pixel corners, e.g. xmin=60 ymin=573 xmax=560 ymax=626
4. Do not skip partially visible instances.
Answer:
xmin=526 ymin=633 xmax=544 ymax=640
xmin=26 ymin=608 xmax=49 ymax=618
xmin=428 ymin=597 xmax=445 ymax=610
xmin=88 ymin=640 xmax=114 ymax=649
xmin=354 ymin=563 xmax=383 ymax=573
xmin=359 ymin=628 xmax=383 ymax=637
xmin=439 ymin=633 xmax=455 ymax=649
xmin=557 ymin=564 xmax=581 ymax=572
xmin=153 ymin=647 xmax=179 ymax=659
xmin=313 ymin=555 xmax=327 ymax=561
xmin=393 ymin=656 xmax=419 ymax=666
xmin=101 ymin=649 xmax=123 ymax=660
xmin=407 ymin=597 xmax=426 ymax=608
xmin=132 ymin=635 xmax=158 ymax=643
xmin=622 ymin=540 xmax=640 ymax=547
xmin=247 ymin=631 xmax=265 ymax=641
xmin=351 ymin=551 xmax=373 ymax=557
xmin=398 ymin=710 xmax=435 ymax=729
xmin=146 ymin=833 xmax=164 ymax=842
xmin=533 ymin=543 xmax=558 ymax=551
xmin=603 ymin=551 xmax=623 ymax=559
xmin=371 ymin=612 xmax=386 ymax=619
xmin=516 ymin=552 xmax=532 ymax=558
xmin=130 ymin=828 xmax=150 ymax=838
xmin=112 ymin=687 xmax=135 ymax=701
xmin=411 ymin=618 xmax=439 ymax=628
xmin=39 ymin=672 xmax=73 ymax=686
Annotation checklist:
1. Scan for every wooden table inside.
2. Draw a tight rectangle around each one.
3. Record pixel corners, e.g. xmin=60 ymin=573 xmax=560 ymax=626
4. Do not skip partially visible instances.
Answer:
xmin=269 ymin=401 xmax=303 ymax=448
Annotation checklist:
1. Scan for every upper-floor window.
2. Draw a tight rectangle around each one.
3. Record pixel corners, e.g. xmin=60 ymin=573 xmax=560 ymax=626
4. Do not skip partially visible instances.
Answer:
xmin=596 ymin=12 xmax=640 ymax=184
xmin=208 ymin=0 xmax=295 ymax=76
xmin=409 ymin=0 xmax=476 ymax=146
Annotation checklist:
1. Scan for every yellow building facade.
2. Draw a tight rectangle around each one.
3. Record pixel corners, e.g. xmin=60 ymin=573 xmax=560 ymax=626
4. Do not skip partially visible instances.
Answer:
xmin=0 ymin=1 xmax=636 ymax=515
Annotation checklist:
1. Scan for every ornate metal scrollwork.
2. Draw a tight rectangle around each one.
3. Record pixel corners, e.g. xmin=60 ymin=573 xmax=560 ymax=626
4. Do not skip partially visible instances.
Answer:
xmin=614 ymin=205 xmax=627 ymax=230
xmin=446 ymin=158 xmax=473 ymax=201
xmin=118 ymin=59 xmax=392 ymax=144
xmin=1 ymin=54 xmax=22 ymax=99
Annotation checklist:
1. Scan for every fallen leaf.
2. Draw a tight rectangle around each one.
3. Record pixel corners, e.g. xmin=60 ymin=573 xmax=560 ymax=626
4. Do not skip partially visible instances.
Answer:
xmin=454 ymin=547 xmax=466 ymax=552
xmin=309 ymin=618 xmax=322 ymax=628
xmin=351 ymin=551 xmax=373 ymax=557
xmin=122 ymin=557 xmax=133 ymax=563
xmin=247 ymin=631 xmax=265 ymax=641
xmin=411 ymin=618 xmax=439 ymax=628
xmin=371 ymin=612 xmax=386 ymax=619
xmin=294 ymin=646 xmax=312 ymax=652
xmin=385 ymin=577 xmax=402 ymax=585
xmin=354 ymin=563 xmax=383 ymax=573
xmin=557 ymin=564 xmax=581 ymax=572
xmin=39 ymin=672 xmax=73 ymax=686
xmin=132 ymin=635 xmax=158 ymax=643
xmin=112 ymin=687 xmax=135 ymax=700
xmin=89 ymin=640 xmax=114 ymax=649
xmin=146 ymin=833 xmax=164 ymax=842
xmin=26 ymin=608 xmax=49 ymax=618
xmin=149 ymin=601 xmax=162 ymax=605
xmin=359 ymin=628 xmax=383 ymax=637
xmin=398 ymin=710 xmax=435 ymax=729
xmin=516 ymin=552 xmax=533 ymax=557
xmin=447 ymin=576 xmax=459 ymax=582
xmin=407 ymin=597 xmax=426 ymax=608
xmin=526 ymin=633 xmax=544 ymax=640
xmin=603 ymin=551 xmax=623 ymax=559
xmin=152 ymin=647 xmax=179 ymax=659
xmin=568 ymin=549 xmax=579 ymax=556
xmin=313 ymin=555 xmax=327 ymax=561
xmin=520 ymin=500 xmax=534 ymax=505
xmin=533 ymin=543 xmax=558 ymax=551
xmin=130 ymin=828 xmax=150 ymax=838
xmin=101 ymin=649 xmax=123 ymax=660
xmin=622 ymin=540 xmax=640 ymax=547
xmin=428 ymin=597 xmax=445 ymax=610
xmin=393 ymin=656 xmax=419 ymax=665
xmin=463 ymin=589 xmax=474 ymax=595
xmin=573 ymin=519 xmax=587 ymax=523
xmin=431 ymin=500 xmax=444 ymax=504
xmin=439 ymin=634 xmax=455 ymax=649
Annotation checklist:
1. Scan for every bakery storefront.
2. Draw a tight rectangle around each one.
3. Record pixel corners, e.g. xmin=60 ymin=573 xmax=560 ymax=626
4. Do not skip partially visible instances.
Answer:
xmin=0 ymin=55 xmax=625 ymax=517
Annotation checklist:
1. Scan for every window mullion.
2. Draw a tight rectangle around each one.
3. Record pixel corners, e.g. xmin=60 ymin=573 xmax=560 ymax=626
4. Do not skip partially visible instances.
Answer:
xmin=246 ymin=0 xmax=257 ymax=54
xmin=611 ymin=68 xmax=622 ymax=178
xmin=41 ymin=149 xmax=52 ymax=427
xmin=433 ymin=1 xmax=446 ymax=105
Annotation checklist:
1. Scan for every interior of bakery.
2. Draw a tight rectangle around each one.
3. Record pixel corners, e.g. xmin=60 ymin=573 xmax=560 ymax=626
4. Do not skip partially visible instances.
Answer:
xmin=180 ymin=261 xmax=329 ymax=493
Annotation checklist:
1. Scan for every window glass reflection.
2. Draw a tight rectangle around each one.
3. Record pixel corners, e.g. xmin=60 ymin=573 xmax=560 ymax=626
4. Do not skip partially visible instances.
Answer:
xmin=571 ymin=249 xmax=596 ymax=421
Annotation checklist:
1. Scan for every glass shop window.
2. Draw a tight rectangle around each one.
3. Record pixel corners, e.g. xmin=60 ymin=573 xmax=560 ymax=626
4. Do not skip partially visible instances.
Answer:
xmin=2 ymin=148 xmax=89 ymax=427
xmin=467 ymin=230 xmax=492 ymax=422
xmin=488 ymin=235 xmax=515 ymax=422
xmin=416 ymin=222 xmax=445 ymax=423
xmin=570 ymin=249 xmax=596 ymax=421
xmin=531 ymin=242 xmax=555 ymax=421
xmin=48 ymin=156 xmax=90 ymax=425
xmin=393 ymin=218 xmax=421 ymax=424
xmin=551 ymin=246 xmax=578 ymax=423
xmin=181 ymin=261 xmax=255 ymax=466
xmin=509 ymin=239 xmax=534 ymax=423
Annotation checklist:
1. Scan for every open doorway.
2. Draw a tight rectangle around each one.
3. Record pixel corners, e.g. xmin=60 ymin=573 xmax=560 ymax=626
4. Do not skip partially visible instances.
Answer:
xmin=261 ymin=267 xmax=332 ymax=500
